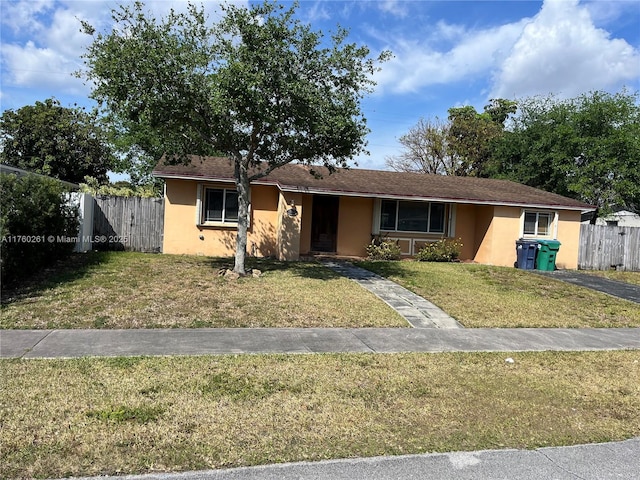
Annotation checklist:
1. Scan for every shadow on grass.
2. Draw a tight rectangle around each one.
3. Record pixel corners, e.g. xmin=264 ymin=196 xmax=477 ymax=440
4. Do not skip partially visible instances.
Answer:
xmin=1 ymin=251 xmax=112 ymax=306
xmin=1 ymin=254 xmax=345 ymax=310
xmin=355 ymin=260 xmax=413 ymax=280
xmin=205 ymin=257 xmax=343 ymax=281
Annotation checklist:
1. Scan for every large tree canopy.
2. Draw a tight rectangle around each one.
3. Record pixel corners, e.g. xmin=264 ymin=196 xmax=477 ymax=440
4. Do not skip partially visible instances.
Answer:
xmin=490 ymin=90 xmax=640 ymax=217
xmin=447 ymin=99 xmax=517 ymax=177
xmin=0 ymin=98 xmax=115 ymax=183
xmin=81 ymin=0 xmax=388 ymax=273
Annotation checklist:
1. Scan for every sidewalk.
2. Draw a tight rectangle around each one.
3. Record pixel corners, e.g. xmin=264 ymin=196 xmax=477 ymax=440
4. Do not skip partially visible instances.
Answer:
xmin=3 ymin=327 xmax=640 ymax=358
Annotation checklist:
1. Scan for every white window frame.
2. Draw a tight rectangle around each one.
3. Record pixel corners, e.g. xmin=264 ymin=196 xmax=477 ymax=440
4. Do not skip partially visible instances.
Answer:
xmin=197 ymin=184 xmax=246 ymax=227
xmin=520 ymin=209 xmax=558 ymax=238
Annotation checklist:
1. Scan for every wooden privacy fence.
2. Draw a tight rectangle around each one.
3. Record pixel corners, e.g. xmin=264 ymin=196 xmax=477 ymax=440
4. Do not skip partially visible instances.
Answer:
xmin=93 ymin=196 xmax=164 ymax=253
xmin=578 ymin=224 xmax=640 ymax=271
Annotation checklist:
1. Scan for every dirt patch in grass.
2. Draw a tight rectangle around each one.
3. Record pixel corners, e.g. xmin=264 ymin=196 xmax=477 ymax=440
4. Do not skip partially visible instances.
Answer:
xmin=358 ymin=261 xmax=640 ymax=328
xmin=0 ymin=252 xmax=407 ymax=329
xmin=1 ymin=351 xmax=639 ymax=479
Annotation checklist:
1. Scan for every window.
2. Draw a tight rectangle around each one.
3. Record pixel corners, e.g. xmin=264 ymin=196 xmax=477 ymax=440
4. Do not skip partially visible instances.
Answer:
xmin=202 ymin=188 xmax=238 ymax=224
xmin=380 ymin=200 xmax=446 ymax=233
xmin=523 ymin=211 xmax=553 ymax=237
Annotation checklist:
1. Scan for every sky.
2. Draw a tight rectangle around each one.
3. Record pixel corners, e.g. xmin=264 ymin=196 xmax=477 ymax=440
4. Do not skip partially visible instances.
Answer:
xmin=1 ymin=0 xmax=639 ymax=177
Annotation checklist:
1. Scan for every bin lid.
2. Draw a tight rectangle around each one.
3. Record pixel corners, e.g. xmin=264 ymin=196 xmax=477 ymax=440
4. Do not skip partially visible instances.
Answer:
xmin=516 ymin=239 xmax=540 ymax=245
xmin=537 ymin=239 xmax=561 ymax=247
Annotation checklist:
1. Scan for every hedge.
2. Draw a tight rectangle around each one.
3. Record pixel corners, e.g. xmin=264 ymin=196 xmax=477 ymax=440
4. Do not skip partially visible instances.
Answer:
xmin=1 ymin=173 xmax=79 ymax=286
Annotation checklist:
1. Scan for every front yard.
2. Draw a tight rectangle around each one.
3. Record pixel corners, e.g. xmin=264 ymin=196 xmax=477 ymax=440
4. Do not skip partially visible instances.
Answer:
xmin=2 ymin=351 xmax=639 ymax=479
xmin=358 ymin=261 xmax=640 ymax=328
xmin=2 ymin=253 xmax=639 ymax=479
xmin=0 ymin=252 xmax=407 ymax=329
xmin=581 ymin=269 xmax=640 ymax=286
xmin=2 ymin=252 xmax=639 ymax=329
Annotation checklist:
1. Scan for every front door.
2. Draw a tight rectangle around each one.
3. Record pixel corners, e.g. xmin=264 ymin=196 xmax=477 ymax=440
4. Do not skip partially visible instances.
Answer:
xmin=310 ymin=196 xmax=339 ymax=252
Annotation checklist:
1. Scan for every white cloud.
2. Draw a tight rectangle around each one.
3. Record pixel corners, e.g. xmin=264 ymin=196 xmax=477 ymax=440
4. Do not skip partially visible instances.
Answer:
xmin=1 ymin=0 xmax=235 ymax=97
xmin=377 ymin=0 xmax=409 ymax=18
xmin=304 ymin=1 xmax=331 ymax=22
xmin=2 ymin=41 xmax=88 ymax=95
xmin=1 ymin=0 xmax=54 ymax=34
xmin=491 ymin=0 xmax=640 ymax=99
xmin=370 ymin=0 xmax=639 ymax=100
xmin=373 ymin=19 xmax=528 ymax=94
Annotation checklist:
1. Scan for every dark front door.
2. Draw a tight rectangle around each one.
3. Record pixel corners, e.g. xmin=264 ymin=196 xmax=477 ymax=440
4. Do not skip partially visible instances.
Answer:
xmin=311 ymin=196 xmax=339 ymax=252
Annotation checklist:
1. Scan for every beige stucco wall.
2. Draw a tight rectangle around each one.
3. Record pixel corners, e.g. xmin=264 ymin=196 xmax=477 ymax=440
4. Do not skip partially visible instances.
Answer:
xmin=162 ymin=179 xmax=278 ymax=257
xmin=555 ymin=210 xmax=581 ymax=269
xmin=163 ymin=178 xmax=583 ymax=269
xmin=483 ymin=206 xmax=522 ymax=267
xmin=453 ymin=204 xmax=478 ymax=261
xmin=455 ymin=204 xmax=582 ymax=269
xmin=276 ymin=191 xmax=303 ymax=261
xmin=336 ymin=196 xmax=374 ymax=257
xmin=468 ymin=205 xmax=495 ymax=264
xmin=299 ymin=194 xmax=313 ymax=255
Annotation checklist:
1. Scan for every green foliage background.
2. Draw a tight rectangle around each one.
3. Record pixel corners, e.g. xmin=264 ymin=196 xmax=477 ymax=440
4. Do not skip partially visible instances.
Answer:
xmin=0 ymin=98 xmax=116 ymax=184
xmin=0 ymin=173 xmax=79 ymax=286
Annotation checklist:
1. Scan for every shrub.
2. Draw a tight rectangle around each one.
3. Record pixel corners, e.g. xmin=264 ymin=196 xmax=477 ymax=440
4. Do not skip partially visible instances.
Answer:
xmin=366 ymin=237 xmax=402 ymax=261
xmin=415 ymin=238 xmax=463 ymax=262
xmin=80 ymin=176 xmax=161 ymax=198
xmin=1 ymin=173 xmax=79 ymax=286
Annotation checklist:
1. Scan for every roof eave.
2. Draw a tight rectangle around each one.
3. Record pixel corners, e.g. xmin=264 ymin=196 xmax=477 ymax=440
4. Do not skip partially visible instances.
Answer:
xmin=278 ymin=185 xmax=594 ymax=211
xmin=153 ymin=171 xmax=595 ymax=212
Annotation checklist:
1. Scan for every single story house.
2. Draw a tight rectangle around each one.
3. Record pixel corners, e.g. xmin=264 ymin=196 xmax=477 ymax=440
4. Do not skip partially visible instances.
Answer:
xmin=152 ymin=156 xmax=595 ymax=269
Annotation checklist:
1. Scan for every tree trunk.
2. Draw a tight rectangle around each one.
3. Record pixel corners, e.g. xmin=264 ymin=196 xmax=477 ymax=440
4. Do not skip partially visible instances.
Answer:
xmin=233 ymin=160 xmax=250 ymax=275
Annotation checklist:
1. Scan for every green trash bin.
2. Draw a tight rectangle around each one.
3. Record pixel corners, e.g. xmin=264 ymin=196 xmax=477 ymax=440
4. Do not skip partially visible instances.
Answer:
xmin=536 ymin=240 xmax=561 ymax=271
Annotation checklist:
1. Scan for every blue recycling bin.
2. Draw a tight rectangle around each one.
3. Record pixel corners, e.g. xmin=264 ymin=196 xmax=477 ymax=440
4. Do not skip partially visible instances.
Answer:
xmin=516 ymin=240 xmax=538 ymax=270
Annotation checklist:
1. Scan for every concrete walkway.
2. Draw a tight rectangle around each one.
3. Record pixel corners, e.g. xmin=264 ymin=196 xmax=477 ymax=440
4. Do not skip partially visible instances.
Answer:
xmin=2 ymin=327 xmax=640 ymax=358
xmin=536 ymin=270 xmax=640 ymax=303
xmin=323 ymin=261 xmax=462 ymax=328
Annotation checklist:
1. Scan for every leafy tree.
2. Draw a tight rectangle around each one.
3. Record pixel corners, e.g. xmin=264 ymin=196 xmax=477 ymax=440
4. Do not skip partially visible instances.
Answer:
xmin=81 ymin=0 xmax=388 ymax=274
xmin=447 ymin=99 xmax=516 ymax=177
xmin=491 ymin=90 xmax=640 ymax=217
xmin=0 ymin=98 xmax=115 ymax=184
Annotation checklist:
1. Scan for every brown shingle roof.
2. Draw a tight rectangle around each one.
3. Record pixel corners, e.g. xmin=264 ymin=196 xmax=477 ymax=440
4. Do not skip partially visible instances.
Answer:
xmin=153 ymin=156 xmax=595 ymax=211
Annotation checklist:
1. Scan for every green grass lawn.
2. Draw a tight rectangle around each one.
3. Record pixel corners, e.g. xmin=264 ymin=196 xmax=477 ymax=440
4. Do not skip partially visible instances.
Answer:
xmin=580 ymin=270 xmax=640 ymax=286
xmin=2 ymin=351 xmax=639 ymax=479
xmin=0 ymin=252 xmax=407 ymax=329
xmin=3 ymin=252 xmax=639 ymax=329
xmin=2 ymin=254 xmax=639 ymax=479
xmin=357 ymin=261 xmax=640 ymax=328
